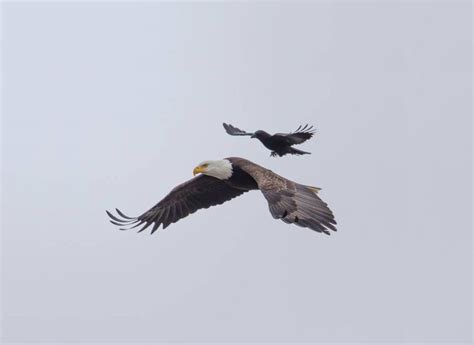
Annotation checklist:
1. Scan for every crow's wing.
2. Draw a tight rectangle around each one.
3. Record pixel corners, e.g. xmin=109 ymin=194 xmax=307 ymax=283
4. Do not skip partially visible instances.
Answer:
xmin=274 ymin=124 xmax=316 ymax=145
xmin=223 ymin=123 xmax=254 ymax=136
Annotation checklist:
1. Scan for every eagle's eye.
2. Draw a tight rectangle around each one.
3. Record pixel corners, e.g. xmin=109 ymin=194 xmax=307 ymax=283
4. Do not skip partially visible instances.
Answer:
xmin=202 ymin=163 xmax=209 ymax=168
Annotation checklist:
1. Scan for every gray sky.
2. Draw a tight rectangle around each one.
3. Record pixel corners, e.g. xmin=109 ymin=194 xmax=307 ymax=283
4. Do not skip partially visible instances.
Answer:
xmin=1 ymin=1 xmax=472 ymax=344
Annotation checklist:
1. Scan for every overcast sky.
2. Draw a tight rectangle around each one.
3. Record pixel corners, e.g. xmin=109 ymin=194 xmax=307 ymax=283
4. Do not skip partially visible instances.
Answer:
xmin=1 ymin=2 xmax=472 ymax=344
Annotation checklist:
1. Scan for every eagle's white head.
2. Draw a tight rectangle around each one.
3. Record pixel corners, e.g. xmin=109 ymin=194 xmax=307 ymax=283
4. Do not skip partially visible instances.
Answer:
xmin=193 ymin=159 xmax=233 ymax=180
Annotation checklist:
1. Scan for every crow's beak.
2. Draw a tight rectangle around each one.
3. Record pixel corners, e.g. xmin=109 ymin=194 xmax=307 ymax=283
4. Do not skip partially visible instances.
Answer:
xmin=250 ymin=134 xmax=256 ymax=138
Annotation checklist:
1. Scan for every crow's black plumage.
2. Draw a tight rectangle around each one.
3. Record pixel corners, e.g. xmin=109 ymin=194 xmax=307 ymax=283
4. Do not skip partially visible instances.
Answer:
xmin=223 ymin=123 xmax=316 ymax=157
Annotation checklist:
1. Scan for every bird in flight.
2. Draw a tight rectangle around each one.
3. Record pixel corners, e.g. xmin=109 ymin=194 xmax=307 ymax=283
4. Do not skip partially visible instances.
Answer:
xmin=223 ymin=123 xmax=316 ymax=157
xmin=106 ymin=157 xmax=336 ymax=235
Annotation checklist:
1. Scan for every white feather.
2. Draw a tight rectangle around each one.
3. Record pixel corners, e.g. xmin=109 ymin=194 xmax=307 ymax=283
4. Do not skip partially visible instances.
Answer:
xmin=199 ymin=159 xmax=233 ymax=180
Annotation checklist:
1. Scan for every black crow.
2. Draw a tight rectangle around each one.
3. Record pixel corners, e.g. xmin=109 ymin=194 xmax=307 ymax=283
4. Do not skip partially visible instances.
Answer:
xmin=223 ymin=123 xmax=316 ymax=157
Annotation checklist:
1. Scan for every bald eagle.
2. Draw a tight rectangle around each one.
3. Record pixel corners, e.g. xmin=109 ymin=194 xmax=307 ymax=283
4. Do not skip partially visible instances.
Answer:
xmin=223 ymin=123 xmax=316 ymax=157
xmin=107 ymin=158 xmax=336 ymax=235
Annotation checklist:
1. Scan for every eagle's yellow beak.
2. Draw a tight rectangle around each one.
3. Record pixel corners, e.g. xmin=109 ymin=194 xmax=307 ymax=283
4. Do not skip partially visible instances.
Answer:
xmin=193 ymin=165 xmax=205 ymax=176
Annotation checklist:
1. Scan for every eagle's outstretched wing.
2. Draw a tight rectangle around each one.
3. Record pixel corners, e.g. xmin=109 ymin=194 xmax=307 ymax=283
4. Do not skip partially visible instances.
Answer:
xmin=274 ymin=124 xmax=316 ymax=145
xmin=223 ymin=123 xmax=254 ymax=136
xmin=234 ymin=158 xmax=336 ymax=235
xmin=262 ymin=181 xmax=337 ymax=234
xmin=106 ymin=175 xmax=247 ymax=234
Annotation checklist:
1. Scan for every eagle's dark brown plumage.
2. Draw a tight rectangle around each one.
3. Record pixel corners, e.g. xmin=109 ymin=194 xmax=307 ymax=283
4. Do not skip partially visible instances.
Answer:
xmin=106 ymin=157 xmax=336 ymax=235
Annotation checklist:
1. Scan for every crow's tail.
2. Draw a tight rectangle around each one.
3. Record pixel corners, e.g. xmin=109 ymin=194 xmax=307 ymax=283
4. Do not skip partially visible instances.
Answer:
xmin=289 ymin=147 xmax=311 ymax=155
